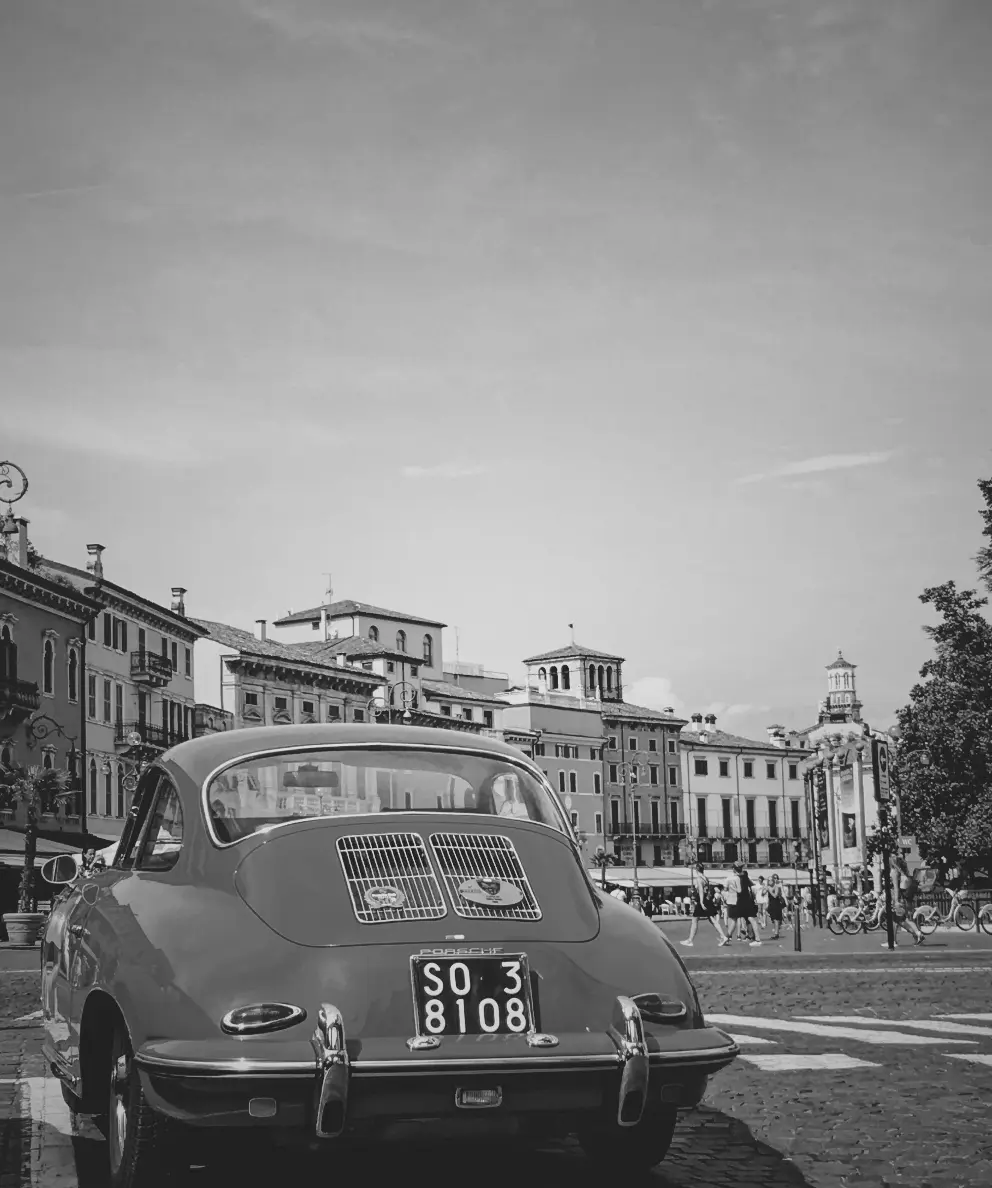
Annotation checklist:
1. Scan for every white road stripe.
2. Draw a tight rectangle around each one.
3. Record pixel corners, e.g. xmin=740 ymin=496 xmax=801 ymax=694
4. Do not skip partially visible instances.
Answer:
xmin=15 ymin=1010 xmax=44 ymax=1022
xmin=946 ymin=1054 xmax=992 ymax=1067
xmin=705 ymin=1014 xmax=977 ymax=1046
xmin=797 ymin=1015 xmax=992 ymax=1037
xmin=937 ymin=1013 xmax=992 ymax=1022
xmin=728 ymin=1034 xmax=777 ymax=1045
xmin=695 ymin=965 xmax=992 ymax=976
xmin=741 ymin=1054 xmax=880 ymax=1071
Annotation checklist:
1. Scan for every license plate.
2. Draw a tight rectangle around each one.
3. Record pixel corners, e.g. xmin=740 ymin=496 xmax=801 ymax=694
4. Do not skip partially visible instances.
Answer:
xmin=411 ymin=955 xmax=533 ymax=1036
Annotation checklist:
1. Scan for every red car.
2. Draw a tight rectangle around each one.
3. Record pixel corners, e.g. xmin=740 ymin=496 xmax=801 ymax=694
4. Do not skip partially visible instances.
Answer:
xmin=41 ymin=725 xmax=736 ymax=1186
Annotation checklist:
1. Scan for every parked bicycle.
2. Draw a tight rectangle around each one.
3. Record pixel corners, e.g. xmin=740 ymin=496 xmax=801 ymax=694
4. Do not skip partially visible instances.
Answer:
xmin=841 ymin=894 xmax=884 ymax=934
xmin=914 ymin=888 xmax=977 ymax=934
xmin=975 ymin=901 xmax=992 ymax=937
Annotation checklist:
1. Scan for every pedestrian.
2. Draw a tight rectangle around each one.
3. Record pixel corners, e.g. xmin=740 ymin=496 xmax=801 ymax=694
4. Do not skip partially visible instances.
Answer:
xmin=755 ymin=876 xmax=769 ymax=927
xmin=767 ymin=874 xmax=785 ymax=939
xmin=801 ymin=883 xmax=812 ymax=925
xmin=889 ymin=855 xmax=925 ymax=946
xmin=680 ymin=863 xmax=730 ymax=947
xmin=723 ymin=863 xmax=742 ymax=940
xmin=674 ymin=893 xmax=684 ymax=915
xmin=609 ymin=885 xmax=628 ymax=902
xmin=736 ymin=862 xmax=763 ymax=946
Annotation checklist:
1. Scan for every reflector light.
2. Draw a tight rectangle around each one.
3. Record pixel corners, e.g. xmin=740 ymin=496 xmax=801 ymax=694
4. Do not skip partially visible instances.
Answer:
xmin=221 ymin=1003 xmax=307 ymax=1034
xmin=248 ymin=1097 xmax=277 ymax=1117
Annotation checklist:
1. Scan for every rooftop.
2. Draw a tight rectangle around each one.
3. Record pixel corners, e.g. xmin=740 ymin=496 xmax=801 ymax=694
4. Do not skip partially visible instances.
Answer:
xmin=272 ymin=599 xmax=446 ymax=628
xmin=826 ymin=650 xmax=856 ymax=670
xmin=681 ymin=725 xmax=810 ymax=752
xmin=522 ymin=642 xmax=625 ymax=665
xmin=421 ymin=678 xmax=507 ymax=705
xmin=602 ymin=700 xmax=687 ymax=725
xmin=193 ymin=619 xmax=381 ymax=680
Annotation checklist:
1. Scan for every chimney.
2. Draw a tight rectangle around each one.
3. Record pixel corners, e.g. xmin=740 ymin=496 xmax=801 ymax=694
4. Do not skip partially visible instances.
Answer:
xmin=2 ymin=516 xmax=29 ymax=568
xmin=690 ymin=712 xmax=703 ymax=732
xmin=255 ymin=619 xmax=267 ymax=642
xmin=320 ymin=606 xmax=329 ymax=641
xmin=171 ymin=587 xmax=187 ymax=616
xmin=86 ymin=543 xmax=105 ymax=580
xmin=704 ymin=713 xmax=717 ymax=731
xmin=663 ymin=706 xmax=674 ymax=713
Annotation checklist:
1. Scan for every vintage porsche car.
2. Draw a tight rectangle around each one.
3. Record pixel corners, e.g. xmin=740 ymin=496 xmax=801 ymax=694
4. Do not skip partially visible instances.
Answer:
xmin=41 ymin=724 xmax=736 ymax=1186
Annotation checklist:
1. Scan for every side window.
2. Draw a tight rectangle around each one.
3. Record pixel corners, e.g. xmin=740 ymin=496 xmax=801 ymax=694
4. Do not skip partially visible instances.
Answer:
xmin=134 ymin=779 xmax=184 ymax=872
xmin=115 ymin=770 xmax=163 ymax=870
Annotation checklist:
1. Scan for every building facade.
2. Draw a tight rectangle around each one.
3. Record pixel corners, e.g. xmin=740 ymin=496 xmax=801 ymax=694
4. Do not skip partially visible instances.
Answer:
xmin=44 ymin=546 xmax=205 ymax=841
xmin=680 ymin=712 xmax=811 ymax=868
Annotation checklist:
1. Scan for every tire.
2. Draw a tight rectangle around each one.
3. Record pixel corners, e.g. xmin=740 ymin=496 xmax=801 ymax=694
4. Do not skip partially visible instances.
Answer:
xmin=954 ymin=901 xmax=977 ymax=931
xmin=827 ymin=913 xmax=845 ymax=936
xmin=579 ymin=1102 xmax=678 ymax=1172
xmin=915 ymin=907 xmax=939 ymax=936
xmin=106 ymin=1021 xmax=187 ymax=1188
xmin=978 ymin=906 xmax=992 ymax=937
xmin=842 ymin=912 xmax=862 ymax=936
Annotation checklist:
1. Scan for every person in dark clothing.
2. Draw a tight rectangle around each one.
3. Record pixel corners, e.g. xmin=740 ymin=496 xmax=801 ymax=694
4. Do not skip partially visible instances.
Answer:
xmin=735 ymin=862 xmax=763 ymax=945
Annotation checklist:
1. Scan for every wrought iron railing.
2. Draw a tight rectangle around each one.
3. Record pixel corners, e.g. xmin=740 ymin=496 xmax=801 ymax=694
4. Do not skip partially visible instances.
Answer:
xmin=129 ymin=650 xmax=174 ymax=682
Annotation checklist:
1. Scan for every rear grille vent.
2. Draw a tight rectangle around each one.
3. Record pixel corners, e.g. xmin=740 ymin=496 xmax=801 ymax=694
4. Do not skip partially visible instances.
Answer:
xmin=429 ymin=833 xmax=542 ymax=921
xmin=336 ymin=833 xmax=447 ymax=924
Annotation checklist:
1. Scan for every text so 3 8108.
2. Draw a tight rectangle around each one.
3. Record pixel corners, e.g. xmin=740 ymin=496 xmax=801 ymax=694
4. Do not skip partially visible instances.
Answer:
xmin=411 ymin=955 xmax=534 ymax=1036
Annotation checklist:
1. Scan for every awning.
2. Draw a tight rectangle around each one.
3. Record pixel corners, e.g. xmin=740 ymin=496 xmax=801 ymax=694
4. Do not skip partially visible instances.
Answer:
xmin=588 ymin=865 xmax=815 ymax=888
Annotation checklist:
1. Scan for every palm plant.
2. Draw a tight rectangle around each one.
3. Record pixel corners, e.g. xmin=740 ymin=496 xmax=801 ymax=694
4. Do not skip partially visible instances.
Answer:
xmin=0 ymin=763 xmax=71 ymax=912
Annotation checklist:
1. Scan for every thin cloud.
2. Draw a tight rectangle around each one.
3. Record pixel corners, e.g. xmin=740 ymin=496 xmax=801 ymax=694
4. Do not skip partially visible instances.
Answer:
xmin=240 ymin=2 xmax=458 ymax=53
xmin=737 ymin=451 xmax=894 ymax=485
xmin=402 ymin=463 xmax=489 ymax=480
xmin=702 ymin=701 xmax=771 ymax=719
xmin=625 ymin=676 xmax=684 ymax=715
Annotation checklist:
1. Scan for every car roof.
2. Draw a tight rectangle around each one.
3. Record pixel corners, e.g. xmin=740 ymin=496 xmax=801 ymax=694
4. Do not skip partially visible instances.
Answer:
xmin=161 ymin=723 xmax=536 ymax=788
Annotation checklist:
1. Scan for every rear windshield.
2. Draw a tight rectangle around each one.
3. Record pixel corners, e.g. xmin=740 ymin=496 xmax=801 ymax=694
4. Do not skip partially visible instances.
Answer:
xmin=205 ymin=747 xmax=566 ymax=844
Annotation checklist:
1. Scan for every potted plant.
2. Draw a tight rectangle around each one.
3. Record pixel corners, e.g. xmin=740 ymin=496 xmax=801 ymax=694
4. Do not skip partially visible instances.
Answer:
xmin=0 ymin=763 xmax=70 ymax=945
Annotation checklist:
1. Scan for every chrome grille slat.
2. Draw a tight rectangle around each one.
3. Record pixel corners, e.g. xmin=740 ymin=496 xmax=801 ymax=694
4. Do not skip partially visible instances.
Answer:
xmin=336 ymin=833 xmax=447 ymax=923
xmin=429 ymin=833 xmax=542 ymax=921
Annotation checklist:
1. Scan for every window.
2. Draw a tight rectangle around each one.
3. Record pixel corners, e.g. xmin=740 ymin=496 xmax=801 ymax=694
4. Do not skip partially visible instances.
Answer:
xmin=386 ymin=662 xmax=395 ymax=674
xmin=696 ymin=797 xmax=707 ymax=835
xmin=630 ymin=765 xmax=638 ymax=784
xmin=569 ymin=771 xmax=577 ymax=795
xmin=302 ymin=700 xmax=314 ymax=717
xmin=120 ymin=620 xmax=128 ymax=653
xmin=693 ymin=758 xmax=708 ymax=776
xmin=668 ymin=765 xmax=677 ymax=785
xmin=570 ymin=811 xmax=578 ymax=828
xmin=768 ymin=800 xmax=779 ymax=838
xmin=670 ymin=801 xmax=680 ymax=830
xmin=461 ymin=708 xmax=473 ymax=722
xmin=441 ymin=705 xmax=452 ymax=716
xmin=135 ymin=780 xmax=184 ymax=871
xmin=653 ymin=844 xmax=662 ymax=864
xmin=605 ymin=666 xmax=613 ymax=692
xmin=117 ymin=764 xmax=125 ymax=818
xmin=352 ymin=708 xmax=365 ymax=722
xmin=103 ymin=614 xmax=113 ymax=647
xmin=628 ymin=736 xmax=637 ymax=751
xmin=327 ymin=704 xmax=341 ymax=721
xmin=549 ymin=666 xmax=558 ymax=690
xmin=561 ymin=664 xmax=570 ymax=691
xmin=115 ymin=683 xmax=124 ymax=726
xmin=748 ymin=842 xmax=758 ymax=863
xmin=104 ymin=767 xmax=113 ymax=816
xmin=67 ymin=647 xmax=78 ymax=703
xmin=721 ymin=798 xmax=732 ymax=837
xmin=554 ymin=743 xmax=563 ymax=758
xmin=368 ymin=626 xmax=379 ymax=642
xmin=648 ymin=738 xmax=657 ymax=752
xmin=743 ymin=760 xmax=754 ymax=779
xmin=89 ymin=759 xmax=97 ymax=816
xmin=589 ymin=747 xmax=598 ymax=761
xmin=42 ymin=748 xmax=55 ymax=771
xmin=161 ymin=635 xmax=169 ymax=660
xmin=244 ymin=692 xmax=258 ymax=706
xmin=396 ymin=630 xmax=406 ymax=653
xmin=410 ymin=665 xmax=418 ymax=678
xmin=483 ymin=711 xmax=493 ymax=728
xmin=185 ymin=647 xmax=191 ymax=677
xmin=138 ymin=627 xmax=146 ymax=654
xmin=595 ymin=812 xmax=603 ymax=835
xmin=610 ymin=800 xmax=620 ymax=830
xmin=594 ymin=772 xmax=602 ymax=796
xmin=649 ymin=765 xmax=659 ymax=786
xmin=43 ymin=639 xmax=54 ymax=695
xmin=274 ymin=696 xmax=288 ymax=710
xmin=88 ymin=675 xmax=97 ymax=719
xmin=651 ymin=800 xmax=661 ymax=832
xmin=102 ymin=679 xmax=112 ymax=723
xmin=667 ymin=739 xmax=676 ymax=754
xmin=766 ymin=762 xmax=776 ymax=780
xmin=423 ymin=634 xmax=433 ymax=666
xmin=632 ymin=800 xmax=641 ymax=833
xmin=534 ymin=743 xmax=545 ymax=757
xmin=538 ymin=667 xmax=547 ymax=685
xmin=609 ymin=763 xmax=618 ymax=783
xmin=745 ymin=799 xmax=755 ymax=837
xmin=791 ymin=799 xmax=801 ymax=837
xmin=183 ymin=706 xmax=191 ymax=738
xmin=718 ymin=759 xmax=729 ymax=778
xmin=608 ymin=735 xmax=618 ymax=749
xmin=87 ymin=617 xmax=96 ymax=642
xmin=171 ymin=642 xmax=178 ymax=672
xmin=361 ymin=661 xmax=373 ymax=671
xmin=558 ymin=771 xmax=566 ymax=794
xmin=788 ymin=763 xmax=798 ymax=780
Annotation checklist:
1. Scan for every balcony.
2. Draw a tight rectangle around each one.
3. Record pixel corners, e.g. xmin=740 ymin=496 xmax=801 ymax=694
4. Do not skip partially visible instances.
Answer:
xmin=0 ymin=675 xmax=41 ymax=724
xmin=608 ymin=822 xmax=688 ymax=840
xmin=115 ymin=721 xmax=190 ymax=750
xmin=130 ymin=650 xmax=174 ymax=687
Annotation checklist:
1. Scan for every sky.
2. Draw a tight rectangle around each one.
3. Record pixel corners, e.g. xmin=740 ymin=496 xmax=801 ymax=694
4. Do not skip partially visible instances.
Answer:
xmin=3 ymin=0 xmax=992 ymax=739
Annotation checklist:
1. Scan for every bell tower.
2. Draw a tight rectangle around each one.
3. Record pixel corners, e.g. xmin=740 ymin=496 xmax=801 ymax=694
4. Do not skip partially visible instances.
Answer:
xmin=818 ymin=650 xmax=862 ymax=725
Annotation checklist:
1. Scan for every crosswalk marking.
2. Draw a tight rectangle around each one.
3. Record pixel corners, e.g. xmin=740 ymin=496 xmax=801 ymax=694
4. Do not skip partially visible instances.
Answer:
xmin=946 ymin=1054 xmax=992 ymax=1067
xmin=728 ymin=1034 xmax=777 ymax=1045
xmin=695 ymin=965 xmax=992 ymax=976
xmin=706 ymin=1013 xmax=977 ymax=1046
xmin=740 ymin=1054 xmax=880 ymax=1071
xmin=798 ymin=1015 xmax=992 ymax=1037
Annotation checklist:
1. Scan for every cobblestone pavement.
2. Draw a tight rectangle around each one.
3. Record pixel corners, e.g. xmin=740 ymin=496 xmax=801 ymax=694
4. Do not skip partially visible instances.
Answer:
xmin=3 ymin=958 xmax=992 ymax=1188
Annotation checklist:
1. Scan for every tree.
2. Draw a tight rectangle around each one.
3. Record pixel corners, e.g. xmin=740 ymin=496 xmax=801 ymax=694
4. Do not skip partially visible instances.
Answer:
xmin=896 ymin=477 xmax=992 ymax=875
xmin=0 ymin=763 xmax=70 ymax=913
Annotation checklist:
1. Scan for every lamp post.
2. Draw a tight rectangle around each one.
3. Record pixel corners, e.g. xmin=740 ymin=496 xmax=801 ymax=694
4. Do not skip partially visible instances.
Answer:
xmin=24 ymin=712 xmax=82 ymax=815
xmin=367 ymin=681 xmax=417 ymax=726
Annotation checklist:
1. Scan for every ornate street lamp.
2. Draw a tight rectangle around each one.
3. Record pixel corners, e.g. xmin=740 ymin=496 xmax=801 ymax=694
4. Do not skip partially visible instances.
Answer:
xmin=0 ymin=460 xmax=29 ymax=533
xmin=367 ymin=681 xmax=417 ymax=726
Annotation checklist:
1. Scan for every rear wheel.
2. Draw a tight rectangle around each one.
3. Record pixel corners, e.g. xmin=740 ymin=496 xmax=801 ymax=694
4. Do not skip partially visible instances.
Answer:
xmin=579 ymin=1102 xmax=678 ymax=1172
xmin=842 ymin=911 xmax=863 ymax=936
xmin=827 ymin=913 xmax=846 ymax=936
xmin=978 ymin=905 xmax=992 ymax=937
xmin=106 ymin=1022 xmax=187 ymax=1188
xmin=915 ymin=906 xmax=939 ymax=936
xmin=954 ymin=901 xmax=977 ymax=931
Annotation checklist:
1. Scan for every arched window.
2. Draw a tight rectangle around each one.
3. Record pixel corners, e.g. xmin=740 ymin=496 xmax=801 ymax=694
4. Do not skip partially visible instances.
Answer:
xmin=0 ymin=624 xmax=10 ymax=641
xmin=606 ymin=666 xmax=613 ymax=692
xmin=423 ymin=634 xmax=433 ymax=666
xmin=561 ymin=664 xmax=570 ymax=691
xmin=89 ymin=759 xmax=97 ymax=816
xmin=42 ymin=749 xmax=55 ymax=771
xmin=43 ymin=639 xmax=54 ymax=695
xmin=68 ymin=647 xmax=79 ymax=703
xmin=368 ymin=626 xmax=379 ymax=642
xmin=549 ymin=666 xmax=559 ymax=690
xmin=589 ymin=664 xmax=596 ymax=692
xmin=104 ymin=766 xmax=113 ymax=816
xmin=598 ymin=665 xmax=605 ymax=692
xmin=117 ymin=764 xmax=125 ymax=818
xmin=396 ymin=630 xmax=406 ymax=653
xmin=538 ymin=667 xmax=547 ymax=686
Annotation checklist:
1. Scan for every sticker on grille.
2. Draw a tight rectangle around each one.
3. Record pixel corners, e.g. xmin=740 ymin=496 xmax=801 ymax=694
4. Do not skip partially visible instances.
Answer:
xmin=429 ymin=833 xmax=542 ymax=921
xmin=336 ymin=833 xmax=447 ymax=924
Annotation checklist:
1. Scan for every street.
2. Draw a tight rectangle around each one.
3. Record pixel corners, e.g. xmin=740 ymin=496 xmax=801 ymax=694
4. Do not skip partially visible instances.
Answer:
xmin=3 ymin=939 xmax=992 ymax=1188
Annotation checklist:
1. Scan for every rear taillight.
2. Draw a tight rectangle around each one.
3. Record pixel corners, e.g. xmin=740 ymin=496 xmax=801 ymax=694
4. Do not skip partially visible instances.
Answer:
xmin=220 ymin=1003 xmax=307 ymax=1035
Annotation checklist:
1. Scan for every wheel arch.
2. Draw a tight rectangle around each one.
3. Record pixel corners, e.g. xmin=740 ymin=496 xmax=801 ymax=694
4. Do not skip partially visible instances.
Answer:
xmin=79 ymin=990 xmax=129 ymax=1113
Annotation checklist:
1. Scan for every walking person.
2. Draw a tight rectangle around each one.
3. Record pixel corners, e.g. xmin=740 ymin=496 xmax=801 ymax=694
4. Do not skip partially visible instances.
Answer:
xmin=722 ymin=863 xmax=742 ymax=940
xmin=767 ymin=874 xmax=785 ymax=939
xmin=736 ymin=862 xmax=763 ymax=946
xmin=680 ymin=863 xmax=730 ymax=947
xmin=755 ymin=876 xmax=769 ymax=928
xmin=889 ymin=854 xmax=925 ymax=946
